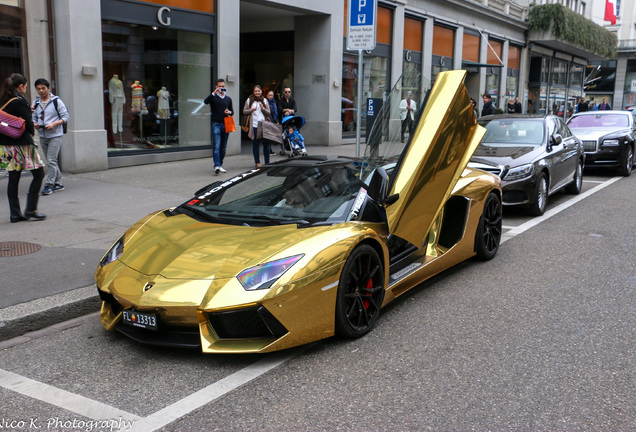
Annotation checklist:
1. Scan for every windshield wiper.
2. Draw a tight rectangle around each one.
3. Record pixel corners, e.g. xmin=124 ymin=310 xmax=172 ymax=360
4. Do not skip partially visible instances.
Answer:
xmin=178 ymin=204 xmax=221 ymax=223
xmin=217 ymin=213 xmax=309 ymax=226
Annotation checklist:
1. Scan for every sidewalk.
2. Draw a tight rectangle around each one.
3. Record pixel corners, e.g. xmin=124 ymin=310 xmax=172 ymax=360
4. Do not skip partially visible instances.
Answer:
xmin=0 ymin=141 xmax=360 ymax=340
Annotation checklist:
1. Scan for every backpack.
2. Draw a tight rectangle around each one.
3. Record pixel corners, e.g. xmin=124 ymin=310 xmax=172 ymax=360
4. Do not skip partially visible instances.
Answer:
xmin=34 ymin=97 xmax=67 ymax=134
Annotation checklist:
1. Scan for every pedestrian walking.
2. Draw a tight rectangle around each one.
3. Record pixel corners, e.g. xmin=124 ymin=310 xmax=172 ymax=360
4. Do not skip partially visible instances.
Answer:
xmin=32 ymin=78 xmax=69 ymax=195
xmin=575 ymin=97 xmax=589 ymax=113
xmin=0 ymin=73 xmax=46 ymax=222
xmin=507 ymin=98 xmax=516 ymax=113
xmin=243 ymin=85 xmax=271 ymax=167
xmin=481 ymin=93 xmax=497 ymax=117
xmin=204 ymin=78 xmax=234 ymax=175
xmin=399 ymin=91 xmax=417 ymax=142
xmin=514 ymin=97 xmax=522 ymax=114
xmin=599 ymin=98 xmax=611 ymax=110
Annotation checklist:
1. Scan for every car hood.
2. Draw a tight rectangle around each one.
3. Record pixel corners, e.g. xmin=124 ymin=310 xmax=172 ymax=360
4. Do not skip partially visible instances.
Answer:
xmin=569 ymin=127 xmax=631 ymax=140
xmin=118 ymin=211 xmax=326 ymax=280
xmin=471 ymin=144 xmax=542 ymax=168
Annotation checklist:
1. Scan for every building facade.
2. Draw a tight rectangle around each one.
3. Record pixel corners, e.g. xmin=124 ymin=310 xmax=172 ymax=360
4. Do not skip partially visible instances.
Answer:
xmin=1 ymin=0 xmax=617 ymax=173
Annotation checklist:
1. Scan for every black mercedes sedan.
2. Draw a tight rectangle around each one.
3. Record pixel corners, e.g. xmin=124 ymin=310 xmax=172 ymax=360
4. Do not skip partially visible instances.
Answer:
xmin=567 ymin=110 xmax=635 ymax=176
xmin=468 ymin=115 xmax=585 ymax=216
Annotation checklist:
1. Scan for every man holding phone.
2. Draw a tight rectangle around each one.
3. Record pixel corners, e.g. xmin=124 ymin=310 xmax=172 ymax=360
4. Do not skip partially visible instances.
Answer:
xmin=204 ymin=78 xmax=234 ymax=175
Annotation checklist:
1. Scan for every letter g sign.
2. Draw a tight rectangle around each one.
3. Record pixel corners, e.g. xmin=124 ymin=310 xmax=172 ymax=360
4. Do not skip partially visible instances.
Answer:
xmin=157 ymin=6 xmax=171 ymax=26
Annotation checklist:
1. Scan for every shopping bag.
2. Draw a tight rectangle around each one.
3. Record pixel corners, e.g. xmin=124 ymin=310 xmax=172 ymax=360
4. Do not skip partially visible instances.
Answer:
xmin=260 ymin=121 xmax=283 ymax=144
xmin=0 ymin=98 xmax=26 ymax=139
xmin=241 ymin=115 xmax=250 ymax=133
xmin=224 ymin=116 xmax=236 ymax=133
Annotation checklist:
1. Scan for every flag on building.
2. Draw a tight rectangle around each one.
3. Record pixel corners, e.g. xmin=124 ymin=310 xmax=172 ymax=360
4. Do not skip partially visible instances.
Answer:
xmin=604 ymin=0 xmax=617 ymax=25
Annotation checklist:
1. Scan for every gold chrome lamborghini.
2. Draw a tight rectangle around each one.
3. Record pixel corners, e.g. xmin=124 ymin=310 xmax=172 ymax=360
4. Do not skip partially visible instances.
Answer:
xmin=95 ymin=69 xmax=502 ymax=353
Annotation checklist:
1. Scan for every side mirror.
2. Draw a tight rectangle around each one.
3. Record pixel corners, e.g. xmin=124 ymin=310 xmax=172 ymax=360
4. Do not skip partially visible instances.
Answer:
xmin=367 ymin=167 xmax=389 ymax=205
xmin=551 ymin=133 xmax=563 ymax=146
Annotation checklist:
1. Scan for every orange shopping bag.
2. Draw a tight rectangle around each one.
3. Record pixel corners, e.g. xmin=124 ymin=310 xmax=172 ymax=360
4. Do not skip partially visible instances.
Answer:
xmin=224 ymin=116 xmax=236 ymax=133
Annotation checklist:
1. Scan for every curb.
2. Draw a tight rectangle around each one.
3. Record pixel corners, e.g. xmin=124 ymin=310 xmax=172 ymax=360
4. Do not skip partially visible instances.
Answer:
xmin=0 ymin=285 xmax=101 ymax=342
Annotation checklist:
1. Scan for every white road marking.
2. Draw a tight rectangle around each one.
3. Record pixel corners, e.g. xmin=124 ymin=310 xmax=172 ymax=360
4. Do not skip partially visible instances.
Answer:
xmin=582 ymin=179 xmax=610 ymax=184
xmin=124 ymin=347 xmax=306 ymax=432
xmin=0 ymin=368 xmax=140 ymax=422
xmin=501 ymin=177 xmax=622 ymax=243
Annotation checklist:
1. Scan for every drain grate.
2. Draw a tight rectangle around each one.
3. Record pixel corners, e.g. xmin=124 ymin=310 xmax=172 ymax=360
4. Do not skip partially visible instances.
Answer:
xmin=0 ymin=241 xmax=42 ymax=257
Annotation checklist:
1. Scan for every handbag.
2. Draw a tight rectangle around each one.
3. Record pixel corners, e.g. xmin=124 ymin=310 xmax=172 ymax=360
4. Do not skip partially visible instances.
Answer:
xmin=241 ymin=115 xmax=250 ymax=133
xmin=224 ymin=116 xmax=236 ymax=133
xmin=0 ymin=98 xmax=26 ymax=139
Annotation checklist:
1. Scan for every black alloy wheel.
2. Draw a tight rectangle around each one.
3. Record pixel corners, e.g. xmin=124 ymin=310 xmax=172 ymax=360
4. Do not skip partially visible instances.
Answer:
xmin=335 ymin=244 xmax=385 ymax=338
xmin=529 ymin=173 xmax=548 ymax=216
xmin=475 ymin=192 xmax=502 ymax=260
xmin=618 ymin=145 xmax=633 ymax=177
xmin=565 ymin=160 xmax=583 ymax=194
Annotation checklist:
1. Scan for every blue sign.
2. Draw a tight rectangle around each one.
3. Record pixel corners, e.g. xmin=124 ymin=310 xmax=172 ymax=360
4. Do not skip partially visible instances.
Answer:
xmin=347 ymin=0 xmax=376 ymax=50
xmin=350 ymin=0 xmax=374 ymax=27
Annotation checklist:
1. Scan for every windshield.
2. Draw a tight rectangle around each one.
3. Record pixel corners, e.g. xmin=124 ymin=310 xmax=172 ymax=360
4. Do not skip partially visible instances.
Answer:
xmin=360 ymin=64 xmax=431 ymax=181
xmin=568 ymin=113 xmax=629 ymax=128
xmin=479 ymin=118 xmax=545 ymax=146
xmin=180 ymin=164 xmax=365 ymax=226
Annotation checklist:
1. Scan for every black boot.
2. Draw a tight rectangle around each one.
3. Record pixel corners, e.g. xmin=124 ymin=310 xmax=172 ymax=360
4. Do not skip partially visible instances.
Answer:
xmin=9 ymin=198 xmax=28 ymax=223
xmin=25 ymin=193 xmax=46 ymax=220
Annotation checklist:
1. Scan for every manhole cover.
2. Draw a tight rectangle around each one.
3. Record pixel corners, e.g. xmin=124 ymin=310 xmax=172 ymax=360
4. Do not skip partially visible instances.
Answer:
xmin=0 ymin=241 xmax=42 ymax=257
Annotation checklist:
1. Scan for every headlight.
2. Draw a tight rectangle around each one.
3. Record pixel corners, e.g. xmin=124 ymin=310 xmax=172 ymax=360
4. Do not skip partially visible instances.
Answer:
xmin=503 ymin=164 xmax=534 ymax=181
xmin=602 ymin=139 xmax=620 ymax=146
xmin=100 ymin=235 xmax=125 ymax=267
xmin=237 ymin=254 xmax=304 ymax=291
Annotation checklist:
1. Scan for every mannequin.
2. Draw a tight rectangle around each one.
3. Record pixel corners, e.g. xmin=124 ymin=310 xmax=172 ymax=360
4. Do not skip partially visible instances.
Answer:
xmin=108 ymin=74 xmax=126 ymax=134
xmin=157 ymin=86 xmax=170 ymax=119
xmin=131 ymin=81 xmax=143 ymax=112
xmin=157 ymin=86 xmax=170 ymax=144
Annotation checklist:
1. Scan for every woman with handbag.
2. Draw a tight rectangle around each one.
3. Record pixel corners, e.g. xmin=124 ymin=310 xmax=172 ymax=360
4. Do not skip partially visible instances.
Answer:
xmin=0 ymin=73 xmax=46 ymax=223
xmin=243 ymin=85 xmax=270 ymax=167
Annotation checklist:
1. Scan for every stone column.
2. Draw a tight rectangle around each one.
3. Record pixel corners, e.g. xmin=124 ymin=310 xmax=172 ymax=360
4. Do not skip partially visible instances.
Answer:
xmin=53 ymin=0 xmax=108 ymax=172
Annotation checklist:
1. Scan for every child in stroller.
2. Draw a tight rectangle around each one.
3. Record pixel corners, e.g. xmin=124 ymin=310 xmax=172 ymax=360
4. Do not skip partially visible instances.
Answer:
xmin=285 ymin=125 xmax=307 ymax=156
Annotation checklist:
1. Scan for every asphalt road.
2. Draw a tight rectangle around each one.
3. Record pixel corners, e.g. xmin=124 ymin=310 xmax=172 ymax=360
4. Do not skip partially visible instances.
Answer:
xmin=0 ymin=168 xmax=635 ymax=431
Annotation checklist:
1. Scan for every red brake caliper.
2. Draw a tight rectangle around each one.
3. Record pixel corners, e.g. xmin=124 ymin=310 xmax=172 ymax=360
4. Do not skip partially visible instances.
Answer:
xmin=363 ymin=277 xmax=373 ymax=309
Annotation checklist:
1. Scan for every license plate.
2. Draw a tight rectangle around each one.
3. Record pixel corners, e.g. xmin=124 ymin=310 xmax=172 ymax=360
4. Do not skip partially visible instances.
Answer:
xmin=122 ymin=310 xmax=158 ymax=331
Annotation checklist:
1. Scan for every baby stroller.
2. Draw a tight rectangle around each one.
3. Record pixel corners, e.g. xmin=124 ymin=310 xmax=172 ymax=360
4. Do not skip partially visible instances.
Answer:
xmin=280 ymin=115 xmax=307 ymax=158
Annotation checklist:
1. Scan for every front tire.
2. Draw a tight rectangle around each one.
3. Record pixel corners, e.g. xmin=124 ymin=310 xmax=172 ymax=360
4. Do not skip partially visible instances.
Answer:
xmin=475 ymin=192 xmax=502 ymax=260
xmin=335 ymin=244 xmax=385 ymax=338
xmin=618 ymin=145 xmax=633 ymax=177
xmin=565 ymin=160 xmax=583 ymax=194
xmin=528 ymin=173 xmax=548 ymax=216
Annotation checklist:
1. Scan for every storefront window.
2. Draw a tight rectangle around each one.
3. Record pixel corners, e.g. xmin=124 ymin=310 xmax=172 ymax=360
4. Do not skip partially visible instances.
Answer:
xmin=403 ymin=17 xmax=423 ymax=99
xmin=341 ymin=6 xmax=392 ymax=137
xmin=485 ymin=39 xmax=503 ymax=108
xmin=622 ymin=60 xmax=636 ymax=109
xmin=102 ymin=21 xmax=213 ymax=151
xmin=506 ymin=45 xmax=520 ymax=105
xmin=432 ymin=25 xmax=454 ymax=83
xmin=0 ymin=4 xmax=24 ymax=80
xmin=341 ymin=53 xmax=389 ymax=136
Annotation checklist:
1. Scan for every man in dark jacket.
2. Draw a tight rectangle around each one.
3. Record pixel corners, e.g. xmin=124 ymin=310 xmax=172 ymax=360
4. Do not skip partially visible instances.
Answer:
xmin=576 ymin=97 xmax=589 ymax=112
xmin=481 ymin=93 xmax=497 ymax=117
xmin=277 ymin=86 xmax=297 ymax=122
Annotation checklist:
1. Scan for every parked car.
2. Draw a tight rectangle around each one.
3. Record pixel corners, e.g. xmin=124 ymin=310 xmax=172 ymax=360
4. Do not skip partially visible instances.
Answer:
xmin=95 ymin=70 xmax=503 ymax=354
xmin=566 ymin=110 xmax=636 ymax=176
xmin=468 ymin=114 xmax=585 ymax=216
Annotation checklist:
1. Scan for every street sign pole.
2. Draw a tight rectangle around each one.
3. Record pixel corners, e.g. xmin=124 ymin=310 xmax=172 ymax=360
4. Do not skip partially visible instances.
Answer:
xmin=347 ymin=0 xmax=377 ymax=158
xmin=356 ymin=49 xmax=363 ymax=158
